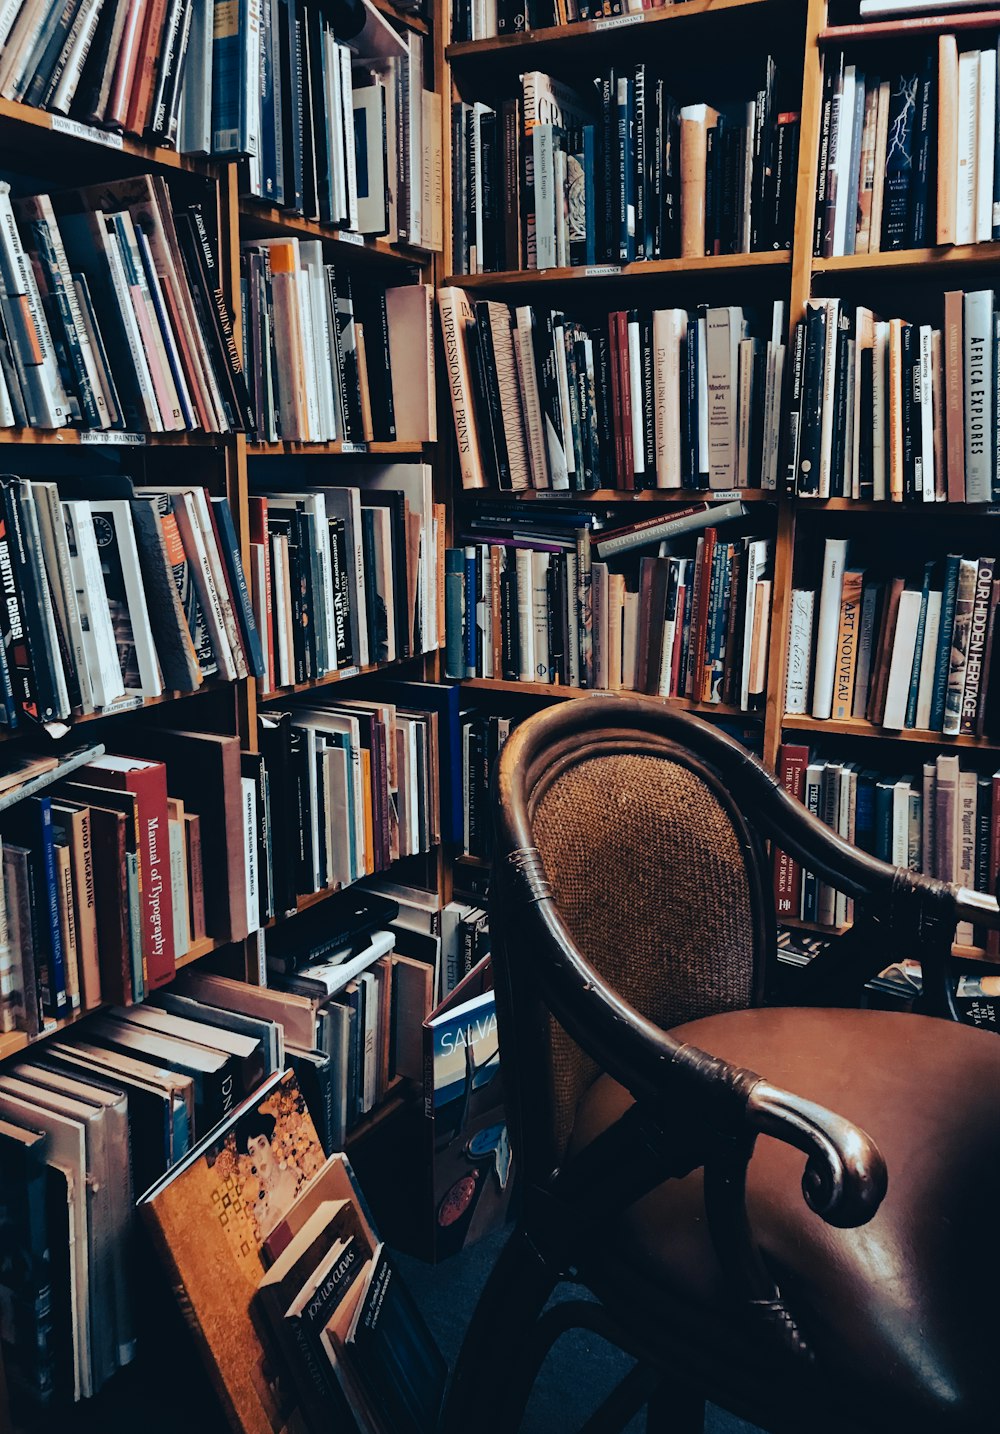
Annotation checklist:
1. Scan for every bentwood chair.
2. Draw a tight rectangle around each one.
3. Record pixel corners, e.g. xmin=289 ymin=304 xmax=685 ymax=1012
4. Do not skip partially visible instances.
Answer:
xmin=443 ymin=694 xmax=1000 ymax=1434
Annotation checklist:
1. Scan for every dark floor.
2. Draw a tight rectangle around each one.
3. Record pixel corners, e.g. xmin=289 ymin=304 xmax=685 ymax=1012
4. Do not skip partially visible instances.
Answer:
xmin=395 ymin=1226 xmax=763 ymax=1434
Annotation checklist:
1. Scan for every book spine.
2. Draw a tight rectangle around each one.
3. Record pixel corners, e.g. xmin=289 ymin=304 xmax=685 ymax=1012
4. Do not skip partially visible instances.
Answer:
xmin=775 ymin=744 xmax=809 ymax=916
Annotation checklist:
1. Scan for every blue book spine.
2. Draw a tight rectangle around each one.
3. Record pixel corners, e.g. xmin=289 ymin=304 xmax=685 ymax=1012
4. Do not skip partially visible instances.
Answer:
xmin=855 ymin=772 xmax=877 ymax=854
xmin=904 ymin=561 xmax=933 ymax=728
xmin=463 ymin=548 xmax=477 ymax=677
xmin=874 ymin=780 xmax=895 ymax=862
xmin=930 ymin=554 xmax=962 ymax=731
xmin=444 ymin=550 xmax=465 ymax=681
xmin=211 ymin=498 xmax=267 ymax=680
xmin=707 ymin=543 xmax=729 ymax=702
xmin=212 ymin=0 xmax=253 ymax=155
xmin=259 ymin=0 xmax=278 ymax=200
xmin=617 ymin=76 xmax=636 ymax=262
xmin=0 ymin=635 xmax=18 ymax=730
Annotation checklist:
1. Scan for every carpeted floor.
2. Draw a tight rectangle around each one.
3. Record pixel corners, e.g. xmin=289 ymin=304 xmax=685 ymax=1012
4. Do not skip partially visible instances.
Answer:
xmin=395 ymin=1225 xmax=763 ymax=1434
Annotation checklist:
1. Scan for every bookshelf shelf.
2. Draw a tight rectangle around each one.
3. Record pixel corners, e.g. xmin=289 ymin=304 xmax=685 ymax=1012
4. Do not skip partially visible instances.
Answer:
xmin=237 ymin=199 xmax=432 ymax=268
xmin=247 ymin=440 xmax=429 ymax=457
xmin=0 ymin=681 xmax=233 ymax=746
xmin=799 ymin=498 xmax=1000 ymax=513
xmin=0 ymin=428 xmax=230 ymax=447
xmin=344 ymin=1084 xmax=409 ymax=1147
xmin=446 ymin=251 xmax=791 ymax=291
xmin=257 ymin=655 xmax=428 ymax=702
xmin=446 ymin=0 xmax=782 ymax=63
xmin=782 ymin=714 xmax=1000 ymax=750
xmin=812 ymin=243 xmax=1000 ymax=276
xmin=0 ymin=97 xmax=215 ymax=176
xmin=460 ymin=677 xmax=758 ymax=718
xmin=370 ymin=0 xmax=430 ymax=31
xmin=464 ymin=487 xmax=777 ymax=503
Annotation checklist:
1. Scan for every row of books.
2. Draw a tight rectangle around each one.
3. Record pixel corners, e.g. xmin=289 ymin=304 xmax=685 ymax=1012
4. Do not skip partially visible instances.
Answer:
xmin=246 ymin=466 xmax=442 ymax=694
xmin=438 ymin=289 xmax=789 ymax=492
xmin=451 ymin=61 xmax=796 ymax=274
xmin=236 ymin=10 xmax=441 ymax=252
xmin=443 ymin=519 xmax=773 ymax=708
xmin=0 ymin=477 xmax=262 ymax=731
xmin=0 ymin=176 xmax=250 ymax=436
xmin=785 ymin=290 xmax=1000 ymax=503
xmin=814 ymin=39 xmax=1000 ymax=257
xmin=775 ymin=745 xmax=1000 ymax=950
xmin=450 ymin=0 xmax=676 ymax=39
xmin=257 ymin=691 xmax=441 ymax=916
xmin=0 ymin=0 xmax=205 ymax=147
xmin=788 ymin=539 xmax=1000 ymax=738
xmin=239 ymin=260 xmax=435 ymax=445
xmin=461 ymin=711 xmax=512 ymax=861
xmin=813 ymin=50 xmax=935 ymax=257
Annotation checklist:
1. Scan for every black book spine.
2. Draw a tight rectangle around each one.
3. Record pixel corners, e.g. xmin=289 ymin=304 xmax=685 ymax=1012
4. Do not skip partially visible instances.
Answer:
xmin=297 ymin=1 xmax=318 ymax=219
xmin=797 ymin=306 xmax=826 ymax=497
xmin=561 ymin=324 xmax=585 ymax=490
xmin=662 ymin=97 xmax=680 ymax=257
xmin=474 ymin=304 xmax=511 ymax=488
xmin=452 ymin=102 xmax=467 ymax=275
xmin=546 ymin=554 xmax=563 ymax=683
xmin=881 ymin=70 xmax=919 ymax=252
xmin=601 ymin=72 xmax=616 ymax=264
xmin=480 ymin=110 xmax=499 ymax=273
xmin=781 ymin=317 xmax=806 ymax=495
xmin=813 ymin=55 xmax=836 ymax=257
xmin=858 ymin=345 xmax=875 ymax=501
xmin=828 ymin=319 xmax=850 ymax=498
xmin=705 ymin=120 xmax=719 ymax=257
xmin=500 ymin=565 xmax=518 ymax=679
xmin=908 ymin=52 xmax=935 ymax=247
xmin=593 ymin=330 xmax=614 ymax=489
xmin=900 ymin=321 xmax=917 ymax=500
xmin=633 ymin=64 xmax=646 ymax=260
xmin=650 ymin=78 xmax=664 ymax=260
xmin=0 ymin=484 xmax=56 ymax=723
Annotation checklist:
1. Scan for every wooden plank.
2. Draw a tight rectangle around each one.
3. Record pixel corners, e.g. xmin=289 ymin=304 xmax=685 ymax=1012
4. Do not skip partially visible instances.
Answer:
xmin=781 ymin=714 xmax=1000 ymax=750
xmin=445 ymin=251 xmax=790 ymax=289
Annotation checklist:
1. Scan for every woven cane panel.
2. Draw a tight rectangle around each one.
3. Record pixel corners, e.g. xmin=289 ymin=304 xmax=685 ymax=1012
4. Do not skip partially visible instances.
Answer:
xmin=532 ymin=753 xmax=757 ymax=1158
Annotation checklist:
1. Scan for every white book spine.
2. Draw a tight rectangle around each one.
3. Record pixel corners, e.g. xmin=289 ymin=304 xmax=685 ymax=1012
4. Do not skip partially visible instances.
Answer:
xmin=531 ymin=550 xmax=550 ymax=683
xmin=241 ymin=777 xmax=259 ymax=934
xmin=515 ymin=548 xmax=535 ymax=681
xmin=919 ymin=324 xmax=935 ymax=502
xmin=977 ymin=48 xmax=996 ymax=242
xmin=653 ymin=309 xmax=684 ymax=488
xmin=105 ymin=503 xmax=164 ymax=698
xmin=740 ymin=539 xmax=769 ymax=711
xmin=696 ymin=314 xmax=709 ymax=479
xmin=872 ymin=321 xmax=888 ymax=501
xmin=833 ymin=67 xmax=857 ymax=256
xmin=514 ymin=309 xmax=550 ymax=490
xmin=957 ymin=50 xmax=979 ymax=245
xmin=784 ymin=588 xmax=815 ymax=714
xmin=533 ymin=124 xmax=557 ymax=271
xmin=627 ymin=315 xmax=644 ymax=479
xmin=705 ymin=307 xmax=737 ymax=488
xmin=812 ymin=538 xmax=850 ymax=719
xmin=61 ymin=501 xmax=124 ymax=708
xmin=882 ymin=589 xmax=922 ymax=729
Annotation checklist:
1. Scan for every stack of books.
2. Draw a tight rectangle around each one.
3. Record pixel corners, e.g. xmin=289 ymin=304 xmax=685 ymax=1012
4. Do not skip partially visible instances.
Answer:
xmin=0 ymin=994 xmax=292 ymax=1406
xmin=247 ymin=465 xmax=443 ymax=692
xmin=439 ymin=289 xmax=788 ymax=492
xmin=445 ymin=503 xmax=772 ymax=708
xmin=776 ymin=744 xmax=1000 ymax=947
xmin=786 ymin=538 xmax=1000 ymax=738
xmin=0 ymin=178 xmax=250 ymax=435
xmin=0 ymin=476 xmax=260 ymax=731
xmin=240 ymin=262 xmax=435 ymax=446
xmin=785 ymin=290 xmax=1000 ymax=503
xmin=452 ymin=62 xmax=797 ymax=273
xmin=460 ymin=711 xmax=513 ymax=861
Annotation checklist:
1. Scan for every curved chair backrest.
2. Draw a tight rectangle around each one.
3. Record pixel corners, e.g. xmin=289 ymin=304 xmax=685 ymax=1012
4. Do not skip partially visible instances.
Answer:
xmin=491 ymin=696 xmax=775 ymax=1183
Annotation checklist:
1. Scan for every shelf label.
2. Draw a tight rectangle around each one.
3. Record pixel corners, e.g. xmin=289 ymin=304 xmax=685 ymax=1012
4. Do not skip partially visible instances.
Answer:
xmin=709 ymin=490 xmax=742 ymax=501
xmin=336 ymin=665 xmax=360 ymax=680
xmin=594 ymin=12 xmax=643 ymax=28
xmin=51 ymin=115 xmax=124 ymax=150
xmin=340 ymin=441 xmax=368 ymax=454
xmin=99 ymin=694 xmax=145 ymax=716
xmin=582 ymin=265 xmax=621 ymax=277
xmin=334 ymin=230 xmax=365 ymax=247
xmin=79 ymin=430 xmax=147 ymax=446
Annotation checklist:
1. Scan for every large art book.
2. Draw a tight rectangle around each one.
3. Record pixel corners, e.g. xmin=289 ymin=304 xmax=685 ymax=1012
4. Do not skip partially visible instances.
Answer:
xmin=422 ymin=956 xmax=513 ymax=1260
xmin=139 ymin=1069 xmax=327 ymax=1434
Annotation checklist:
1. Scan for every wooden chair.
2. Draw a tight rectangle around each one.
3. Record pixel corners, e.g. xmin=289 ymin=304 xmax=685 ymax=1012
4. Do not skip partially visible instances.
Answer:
xmin=443 ymin=694 xmax=1000 ymax=1434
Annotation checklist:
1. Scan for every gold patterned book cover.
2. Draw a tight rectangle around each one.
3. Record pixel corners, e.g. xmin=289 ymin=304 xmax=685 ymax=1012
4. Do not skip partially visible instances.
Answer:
xmin=139 ymin=1069 xmax=326 ymax=1434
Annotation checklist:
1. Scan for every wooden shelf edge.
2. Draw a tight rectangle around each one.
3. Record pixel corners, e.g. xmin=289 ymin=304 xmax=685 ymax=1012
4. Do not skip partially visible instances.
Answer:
xmin=237 ymin=198 xmax=437 ymax=265
xmin=0 ymin=96 xmax=216 ymax=175
xmin=813 ymin=241 xmax=1000 ymax=273
xmin=463 ymin=486 xmax=776 ymax=502
xmin=446 ymin=251 xmax=790 ymax=287
xmin=459 ymin=677 xmax=762 ymax=718
xmin=0 ymin=679 xmax=235 ymax=746
xmin=798 ymin=497 xmax=1000 ymax=512
xmin=781 ymin=714 xmax=1000 ymax=750
xmin=447 ymin=0 xmax=782 ymax=60
xmin=247 ymin=440 xmax=430 ymax=456
xmin=0 ymin=427 xmax=230 ymax=447
xmin=369 ymin=0 xmax=430 ymax=31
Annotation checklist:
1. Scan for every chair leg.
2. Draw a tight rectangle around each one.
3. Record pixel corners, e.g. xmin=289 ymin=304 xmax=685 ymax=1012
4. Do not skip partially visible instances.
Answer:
xmin=578 ymin=1363 xmax=661 ymax=1434
xmin=646 ymin=1378 xmax=705 ymax=1434
xmin=441 ymin=1226 xmax=557 ymax=1434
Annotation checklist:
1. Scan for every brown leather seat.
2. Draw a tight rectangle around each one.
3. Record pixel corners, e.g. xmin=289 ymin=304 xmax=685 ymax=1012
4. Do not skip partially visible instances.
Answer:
xmin=569 ymin=1007 xmax=1000 ymax=1433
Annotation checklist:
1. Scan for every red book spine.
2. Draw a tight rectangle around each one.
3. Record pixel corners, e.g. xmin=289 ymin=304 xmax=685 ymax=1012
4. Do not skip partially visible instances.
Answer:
xmin=774 ymin=744 xmax=809 ymax=917
xmin=670 ymin=583 xmax=687 ymax=697
xmin=84 ymin=763 xmax=176 ymax=988
xmin=608 ymin=314 xmax=625 ymax=489
xmin=692 ymin=528 xmax=716 ymax=702
xmin=989 ymin=774 xmax=1000 ymax=960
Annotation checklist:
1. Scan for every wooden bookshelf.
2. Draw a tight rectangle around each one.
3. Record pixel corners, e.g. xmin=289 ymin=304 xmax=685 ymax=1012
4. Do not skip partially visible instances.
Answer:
xmin=781 ymin=715 xmax=1000 ymax=750
xmin=238 ymin=198 xmax=432 ymax=269
xmin=446 ymin=0 xmax=783 ymax=63
xmin=445 ymin=251 xmax=790 ymax=290
xmin=460 ymin=677 xmax=759 ymax=718
xmin=464 ymin=486 xmax=777 ymax=503
xmin=813 ymin=242 xmax=1000 ymax=274
xmin=0 ymin=96 xmax=216 ymax=177
xmin=247 ymin=439 xmax=428 ymax=457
